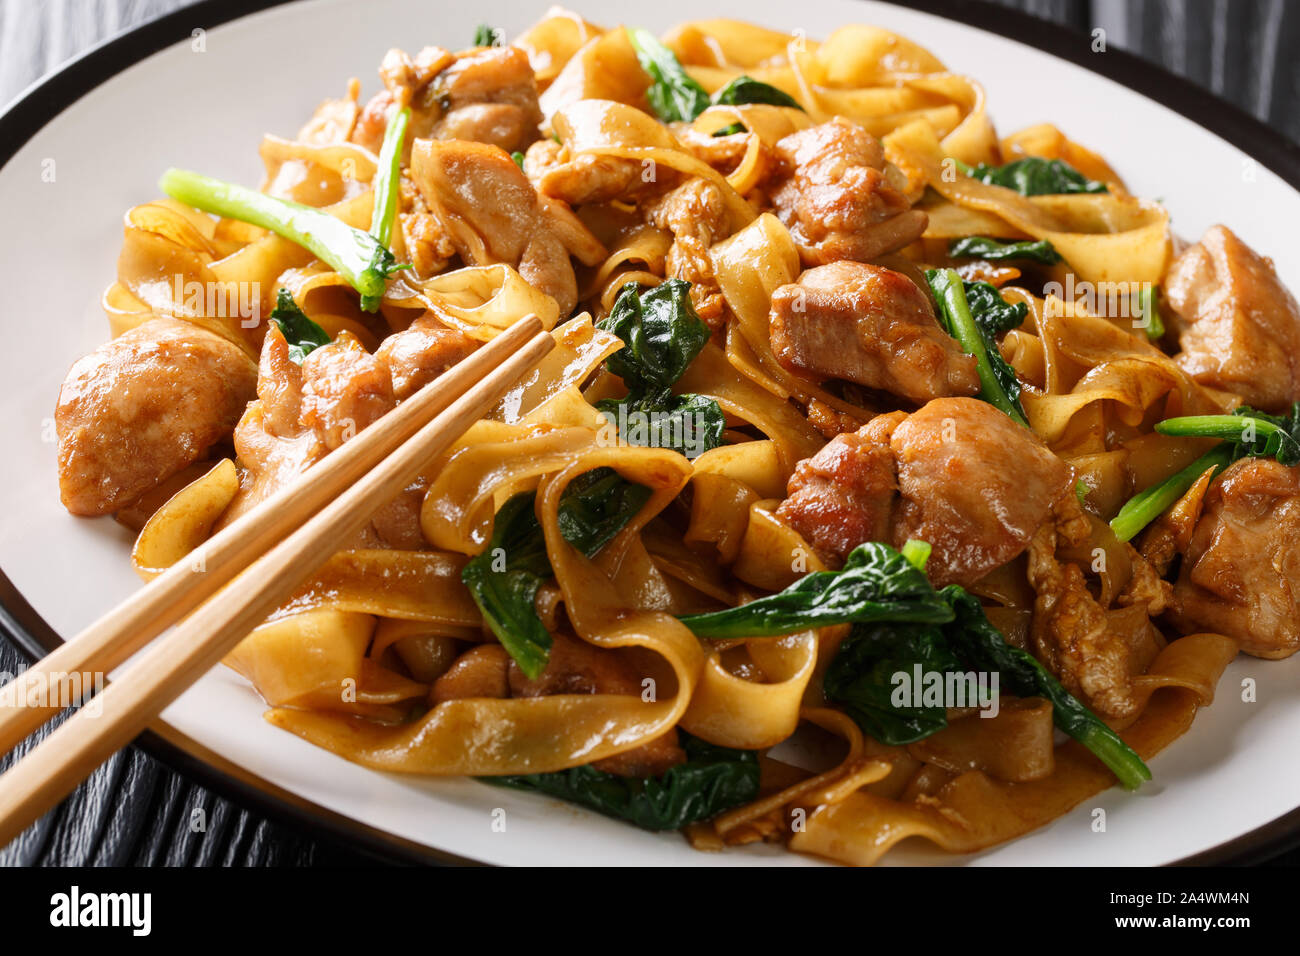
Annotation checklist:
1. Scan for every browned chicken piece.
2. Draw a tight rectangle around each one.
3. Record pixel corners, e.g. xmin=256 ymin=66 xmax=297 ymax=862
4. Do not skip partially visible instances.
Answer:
xmin=397 ymin=178 xmax=457 ymax=278
xmin=430 ymin=644 xmax=511 ymax=703
xmin=769 ymin=262 xmax=979 ymax=404
xmin=1027 ymin=513 xmax=1140 ymax=719
xmin=894 ymin=400 xmax=1074 ymax=586
xmin=299 ymin=332 xmax=396 ymax=452
xmin=1167 ymin=458 xmax=1300 ymax=659
xmin=374 ymin=318 xmax=479 ymax=400
xmin=410 ymin=138 xmax=607 ymax=316
xmin=805 ymin=399 xmax=867 ymax=440
xmin=352 ymin=46 xmax=453 ymax=152
xmin=776 ymin=411 xmax=905 ymax=558
xmin=1117 ymin=545 xmax=1174 ymax=617
xmin=642 ymin=179 xmax=730 ymax=326
xmin=537 ymin=153 xmax=656 ymax=206
xmin=255 ymin=322 xmax=306 ymax=437
xmin=55 ymin=318 xmax=257 ymax=517
xmin=521 ymin=137 xmax=566 ymax=184
xmin=777 ymin=399 xmax=1073 ymax=586
xmin=226 ymin=326 xmax=321 ymax=517
xmin=767 ymin=118 xmax=927 ymax=267
xmin=432 ymin=45 xmax=543 ymax=151
xmin=226 ymin=325 xmax=430 ymax=550
xmin=1165 ymin=225 xmax=1300 ymax=413
xmin=380 ymin=45 xmax=453 ymax=103
xmin=508 ymin=633 xmax=687 ymax=777
xmin=368 ymin=481 xmax=431 ymax=552
xmin=352 ymin=45 xmax=542 ymax=156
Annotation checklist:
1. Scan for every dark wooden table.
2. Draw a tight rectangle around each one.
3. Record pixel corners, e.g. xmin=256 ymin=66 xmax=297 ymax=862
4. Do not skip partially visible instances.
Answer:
xmin=1 ymin=0 xmax=1296 ymax=867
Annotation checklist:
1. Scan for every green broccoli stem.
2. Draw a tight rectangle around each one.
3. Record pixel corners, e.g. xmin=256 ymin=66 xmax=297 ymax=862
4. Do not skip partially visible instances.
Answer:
xmin=900 ymin=539 xmax=932 ymax=571
xmin=1077 ymin=722 xmax=1152 ymax=790
xmin=1136 ymin=286 xmax=1165 ymax=341
xmin=159 ymin=167 xmax=397 ymax=302
xmin=1109 ymin=443 xmax=1235 ymax=542
xmin=928 ymin=268 xmax=1029 ymax=426
xmin=1155 ymin=414 xmax=1283 ymax=444
xmin=360 ymin=106 xmax=411 ymax=311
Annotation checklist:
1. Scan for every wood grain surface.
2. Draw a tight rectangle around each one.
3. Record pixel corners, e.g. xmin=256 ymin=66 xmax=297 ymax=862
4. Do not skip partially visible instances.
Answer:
xmin=0 ymin=0 xmax=1295 ymax=867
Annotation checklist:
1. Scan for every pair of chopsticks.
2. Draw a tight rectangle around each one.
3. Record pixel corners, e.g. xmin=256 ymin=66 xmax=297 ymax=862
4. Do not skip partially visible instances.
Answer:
xmin=0 ymin=314 xmax=552 ymax=846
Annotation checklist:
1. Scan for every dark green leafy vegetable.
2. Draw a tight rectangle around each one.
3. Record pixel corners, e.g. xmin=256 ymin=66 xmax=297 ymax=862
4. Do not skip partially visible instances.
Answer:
xmin=711 ymin=121 xmax=747 ymax=137
xmin=711 ymin=75 xmax=803 ymax=110
xmin=555 ymin=469 xmax=655 ymax=557
xmin=678 ymin=542 xmax=955 ymax=640
xmin=961 ymin=279 xmax=1030 ymax=336
xmin=510 ymin=150 xmax=525 ymax=169
xmin=1111 ymin=402 xmax=1300 ymax=540
xmin=459 ymin=495 xmax=553 ymax=678
xmin=268 ymin=289 xmax=330 ymax=364
xmin=685 ymin=540 xmax=1151 ymax=788
xmin=468 ymin=281 xmax=723 ymax=672
xmin=627 ymin=27 xmax=710 ymax=122
xmin=474 ymin=24 xmax=503 ymax=47
xmin=461 ymin=471 xmax=652 ymax=677
xmin=596 ymin=280 xmax=724 ymax=460
xmin=160 ymin=168 xmax=406 ymax=304
xmin=925 ymin=268 xmax=1029 ymax=425
xmin=957 ymin=157 xmax=1108 ymax=196
xmin=484 ymin=733 xmax=759 ymax=830
xmin=598 ymin=280 xmax=711 ymax=392
xmin=595 ymin=389 xmax=725 ymax=460
xmin=628 ymin=28 xmax=804 ymax=123
xmin=824 ymin=621 xmax=961 ymax=744
xmin=948 ymin=236 xmax=1063 ymax=266
xmin=361 ymin=105 xmax=411 ymax=311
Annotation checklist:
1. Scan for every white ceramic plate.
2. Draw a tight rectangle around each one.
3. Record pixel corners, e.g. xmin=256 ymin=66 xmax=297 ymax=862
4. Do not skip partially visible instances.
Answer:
xmin=2 ymin=0 xmax=1298 ymax=866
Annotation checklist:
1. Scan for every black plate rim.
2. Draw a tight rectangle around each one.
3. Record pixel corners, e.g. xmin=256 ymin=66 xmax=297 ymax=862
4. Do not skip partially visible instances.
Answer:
xmin=1 ymin=0 xmax=1297 ymax=867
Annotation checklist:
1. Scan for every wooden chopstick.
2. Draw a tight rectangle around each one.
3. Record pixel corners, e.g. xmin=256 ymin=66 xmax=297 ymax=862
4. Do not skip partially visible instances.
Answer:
xmin=0 ymin=322 xmax=553 ymax=845
xmin=0 ymin=314 xmax=544 ymax=759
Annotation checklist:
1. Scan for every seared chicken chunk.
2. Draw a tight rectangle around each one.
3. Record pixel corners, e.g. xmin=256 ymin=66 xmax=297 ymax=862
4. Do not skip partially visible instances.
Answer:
xmin=1027 ymin=508 xmax=1141 ymax=719
xmin=1167 ymin=458 xmax=1300 ymax=659
xmin=775 ymin=411 xmax=905 ymax=557
xmin=410 ymin=139 xmax=606 ymax=316
xmin=299 ymin=333 xmax=396 ymax=452
xmin=227 ymin=328 xmax=395 ymax=520
xmin=1165 ymin=225 xmax=1300 ymax=413
xmin=536 ymin=152 xmax=660 ymax=206
xmin=769 ymin=262 xmax=979 ymax=404
xmin=890 ymin=400 xmax=1074 ymax=586
xmin=352 ymin=45 xmax=543 ymax=155
xmin=767 ymin=118 xmax=927 ymax=267
xmin=225 ymin=323 xmax=459 ymax=549
xmin=56 ymin=318 xmax=257 ymax=516
xmin=434 ymin=45 xmax=543 ymax=151
xmin=777 ymin=398 xmax=1073 ymax=586
xmin=643 ymin=179 xmax=730 ymax=326
xmin=374 ymin=318 xmax=478 ymax=400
